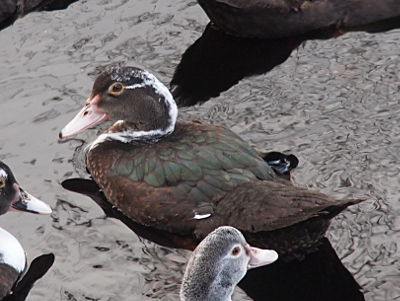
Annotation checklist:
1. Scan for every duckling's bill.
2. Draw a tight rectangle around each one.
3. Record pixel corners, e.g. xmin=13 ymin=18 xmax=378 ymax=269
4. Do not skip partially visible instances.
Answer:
xmin=246 ymin=244 xmax=278 ymax=269
xmin=10 ymin=184 xmax=52 ymax=215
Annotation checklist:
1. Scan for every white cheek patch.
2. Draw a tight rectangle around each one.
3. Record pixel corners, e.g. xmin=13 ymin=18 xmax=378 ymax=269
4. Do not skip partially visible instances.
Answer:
xmin=0 ymin=169 xmax=8 ymax=180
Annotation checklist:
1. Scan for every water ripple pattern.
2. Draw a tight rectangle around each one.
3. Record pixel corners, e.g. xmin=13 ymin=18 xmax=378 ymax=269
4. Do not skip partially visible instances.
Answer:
xmin=0 ymin=0 xmax=399 ymax=300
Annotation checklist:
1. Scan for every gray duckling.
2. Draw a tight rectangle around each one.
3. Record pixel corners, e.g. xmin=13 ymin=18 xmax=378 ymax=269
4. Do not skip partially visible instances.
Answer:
xmin=180 ymin=226 xmax=278 ymax=301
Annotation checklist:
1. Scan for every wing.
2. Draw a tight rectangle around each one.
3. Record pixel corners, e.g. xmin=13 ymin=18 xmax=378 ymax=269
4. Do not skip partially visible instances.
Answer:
xmin=195 ymin=180 xmax=363 ymax=238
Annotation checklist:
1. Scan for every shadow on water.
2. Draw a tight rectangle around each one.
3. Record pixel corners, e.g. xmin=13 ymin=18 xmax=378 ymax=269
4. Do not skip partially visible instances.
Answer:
xmin=0 ymin=0 xmax=79 ymax=31
xmin=3 ymin=253 xmax=55 ymax=301
xmin=61 ymin=178 xmax=365 ymax=301
xmin=171 ymin=17 xmax=400 ymax=107
xmin=170 ymin=23 xmax=309 ymax=107
xmin=62 ymin=178 xmax=201 ymax=251
xmin=239 ymin=238 xmax=365 ymax=301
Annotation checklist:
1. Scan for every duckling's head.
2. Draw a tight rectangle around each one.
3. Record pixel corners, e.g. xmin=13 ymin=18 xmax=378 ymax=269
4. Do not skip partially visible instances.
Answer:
xmin=180 ymin=226 xmax=278 ymax=301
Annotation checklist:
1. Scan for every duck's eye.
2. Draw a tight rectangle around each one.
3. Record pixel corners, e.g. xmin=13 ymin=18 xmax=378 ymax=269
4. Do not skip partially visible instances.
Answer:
xmin=231 ymin=246 xmax=241 ymax=256
xmin=109 ymin=83 xmax=124 ymax=95
xmin=0 ymin=178 xmax=5 ymax=189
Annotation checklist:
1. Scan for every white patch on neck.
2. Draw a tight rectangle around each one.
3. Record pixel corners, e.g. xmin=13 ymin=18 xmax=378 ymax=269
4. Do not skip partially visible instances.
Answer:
xmin=0 ymin=169 xmax=8 ymax=179
xmin=89 ymin=125 xmax=169 ymax=150
xmin=0 ymin=228 xmax=26 ymax=272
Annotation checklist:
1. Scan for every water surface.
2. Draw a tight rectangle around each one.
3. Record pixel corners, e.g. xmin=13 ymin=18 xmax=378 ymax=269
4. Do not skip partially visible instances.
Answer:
xmin=0 ymin=0 xmax=399 ymax=300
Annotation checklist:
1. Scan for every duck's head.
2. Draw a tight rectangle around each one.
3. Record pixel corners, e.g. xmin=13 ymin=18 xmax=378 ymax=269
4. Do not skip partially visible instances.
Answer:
xmin=59 ymin=67 xmax=178 ymax=143
xmin=180 ymin=226 xmax=278 ymax=301
xmin=0 ymin=161 xmax=52 ymax=216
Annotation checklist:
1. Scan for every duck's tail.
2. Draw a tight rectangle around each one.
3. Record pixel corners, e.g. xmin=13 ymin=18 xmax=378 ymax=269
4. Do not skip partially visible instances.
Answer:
xmin=323 ymin=198 xmax=365 ymax=220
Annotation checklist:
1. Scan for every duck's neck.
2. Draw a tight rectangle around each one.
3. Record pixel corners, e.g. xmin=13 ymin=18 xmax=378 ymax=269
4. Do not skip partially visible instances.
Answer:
xmin=91 ymin=119 xmax=174 ymax=149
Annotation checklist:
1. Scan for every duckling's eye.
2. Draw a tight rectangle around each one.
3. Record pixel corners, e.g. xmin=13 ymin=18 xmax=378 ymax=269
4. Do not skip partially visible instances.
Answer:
xmin=0 ymin=178 xmax=5 ymax=189
xmin=109 ymin=83 xmax=124 ymax=95
xmin=231 ymin=246 xmax=241 ymax=256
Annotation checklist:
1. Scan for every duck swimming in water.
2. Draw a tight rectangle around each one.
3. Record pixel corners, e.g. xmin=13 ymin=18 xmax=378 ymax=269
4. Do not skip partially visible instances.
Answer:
xmin=0 ymin=161 xmax=52 ymax=299
xmin=180 ymin=226 xmax=278 ymax=301
xmin=59 ymin=66 xmax=363 ymax=259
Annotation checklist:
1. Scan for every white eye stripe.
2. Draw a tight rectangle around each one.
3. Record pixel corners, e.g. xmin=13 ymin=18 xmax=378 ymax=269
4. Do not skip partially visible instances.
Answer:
xmin=125 ymin=83 xmax=145 ymax=89
xmin=118 ymin=71 xmax=178 ymax=134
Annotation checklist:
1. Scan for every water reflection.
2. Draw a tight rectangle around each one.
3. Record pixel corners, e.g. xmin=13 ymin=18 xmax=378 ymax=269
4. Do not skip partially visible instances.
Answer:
xmin=171 ymin=23 xmax=308 ymax=106
xmin=3 ymin=253 xmax=55 ymax=301
xmin=1 ymin=0 xmax=398 ymax=298
xmin=62 ymin=178 xmax=200 ymax=250
xmin=239 ymin=237 xmax=364 ymax=301
xmin=171 ymin=19 xmax=400 ymax=107
xmin=61 ymin=178 xmax=365 ymax=300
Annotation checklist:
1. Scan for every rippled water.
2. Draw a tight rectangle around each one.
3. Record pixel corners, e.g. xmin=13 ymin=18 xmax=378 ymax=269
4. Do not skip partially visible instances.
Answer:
xmin=0 ymin=0 xmax=399 ymax=300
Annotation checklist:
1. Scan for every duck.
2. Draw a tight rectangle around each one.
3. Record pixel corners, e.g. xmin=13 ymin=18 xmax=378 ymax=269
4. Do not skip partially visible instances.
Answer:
xmin=0 ymin=161 xmax=52 ymax=299
xmin=197 ymin=0 xmax=400 ymax=38
xmin=0 ymin=161 xmax=52 ymax=216
xmin=180 ymin=226 xmax=278 ymax=301
xmin=59 ymin=66 xmax=363 ymax=259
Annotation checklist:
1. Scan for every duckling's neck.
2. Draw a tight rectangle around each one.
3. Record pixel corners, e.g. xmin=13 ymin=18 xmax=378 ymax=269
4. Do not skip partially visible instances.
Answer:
xmin=181 ymin=266 xmax=236 ymax=301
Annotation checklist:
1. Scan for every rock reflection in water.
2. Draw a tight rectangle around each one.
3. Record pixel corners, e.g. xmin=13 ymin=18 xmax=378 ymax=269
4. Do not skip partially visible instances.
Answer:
xmin=1 ymin=0 xmax=399 ymax=299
